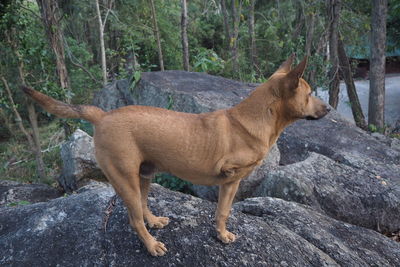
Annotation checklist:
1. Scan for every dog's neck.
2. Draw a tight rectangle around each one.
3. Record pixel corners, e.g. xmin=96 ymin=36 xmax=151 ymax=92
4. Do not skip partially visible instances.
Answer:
xmin=227 ymin=83 xmax=295 ymax=148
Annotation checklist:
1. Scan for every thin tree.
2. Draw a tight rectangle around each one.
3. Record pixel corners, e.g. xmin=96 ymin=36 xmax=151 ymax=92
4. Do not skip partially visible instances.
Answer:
xmin=36 ymin=0 xmax=71 ymax=101
xmin=305 ymin=10 xmax=315 ymax=57
xmin=95 ymin=0 xmax=114 ymax=85
xmin=230 ymin=0 xmax=242 ymax=75
xmin=4 ymin=30 xmax=46 ymax=180
xmin=0 ymin=76 xmax=36 ymax=160
xmin=220 ymin=0 xmax=231 ymax=54
xmin=368 ymin=0 xmax=387 ymax=130
xmin=248 ymin=0 xmax=259 ymax=75
xmin=150 ymin=0 xmax=164 ymax=71
xmin=327 ymin=0 xmax=341 ymax=109
xmin=220 ymin=0 xmax=242 ymax=75
xmin=36 ymin=0 xmax=74 ymax=136
xmin=337 ymin=38 xmax=367 ymax=130
xmin=181 ymin=0 xmax=189 ymax=71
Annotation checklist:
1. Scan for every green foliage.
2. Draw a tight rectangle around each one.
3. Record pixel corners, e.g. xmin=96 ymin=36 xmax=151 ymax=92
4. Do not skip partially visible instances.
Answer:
xmin=0 ymin=122 xmax=62 ymax=184
xmin=7 ymin=200 xmax=31 ymax=207
xmin=368 ymin=124 xmax=378 ymax=132
xmin=166 ymin=95 xmax=174 ymax=110
xmin=193 ymin=48 xmax=225 ymax=74
xmin=154 ymin=173 xmax=193 ymax=193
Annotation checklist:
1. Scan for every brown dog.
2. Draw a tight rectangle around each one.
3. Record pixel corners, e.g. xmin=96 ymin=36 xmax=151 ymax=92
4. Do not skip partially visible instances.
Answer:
xmin=22 ymin=54 xmax=329 ymax=256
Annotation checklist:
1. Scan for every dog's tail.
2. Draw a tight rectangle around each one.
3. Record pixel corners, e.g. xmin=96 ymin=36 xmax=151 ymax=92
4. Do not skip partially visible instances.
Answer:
xmin=21 ymin=86 xmax=105 ymax=124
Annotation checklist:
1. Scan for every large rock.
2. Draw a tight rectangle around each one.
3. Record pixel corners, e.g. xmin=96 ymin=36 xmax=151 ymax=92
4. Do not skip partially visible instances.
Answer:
xmin=234 ymin=197 xmax=400 ymax=266
xmin=254 ymin=152 xmax=400 ymax=233
xmin=277 ymin=109 xmax=400 ymax=182
xmin=93 ymin=79 xmax=133 ymax=111
xmin=0 ymin=180 xmax=61 ymax=206
xmin=58 ymin=129 xmax=106 ymax=192
xmin=93 ymin=71 xmax=257 ymax=113
xmin=1 ymin=184 xmax=399 ymax=266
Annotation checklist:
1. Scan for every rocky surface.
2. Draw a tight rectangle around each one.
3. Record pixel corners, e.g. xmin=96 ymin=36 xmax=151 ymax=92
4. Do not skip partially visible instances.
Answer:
xmin=93 ymin=79 xmax=133 ymax=112
xmin=255 ymin=152 xmax=400 ymax=233
xmin=0 ymin=180 xmax=61 ymax=206
xmin=234 ymin=197 xmax=400 ymax=266
xmin=93 ymin=71 xmax=257 ymax=113
xmin=1 ymin=184 xmax=399 ymax=266
xmin=58 ymin=129 xmax=106 ymax=192
xmin=277 ymin=108 xmax=400 ymax=183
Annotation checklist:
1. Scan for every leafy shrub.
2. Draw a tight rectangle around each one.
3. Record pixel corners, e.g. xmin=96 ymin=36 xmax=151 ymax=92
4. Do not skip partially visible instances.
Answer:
xmin=193 ymin=48 xmax=225 ymax=74
xmin=154 ymin=173 xmax=193 ymax=194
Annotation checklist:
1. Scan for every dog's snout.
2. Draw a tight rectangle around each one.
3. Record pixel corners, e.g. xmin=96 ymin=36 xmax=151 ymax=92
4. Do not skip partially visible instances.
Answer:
xmin=326 ymin=106 xmax=331 ymax=113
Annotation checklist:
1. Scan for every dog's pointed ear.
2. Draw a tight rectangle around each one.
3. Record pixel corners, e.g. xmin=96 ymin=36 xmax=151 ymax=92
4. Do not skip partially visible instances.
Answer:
xmin=285 ymin=56 xmax=308 ymax=91
xmin=275 ymin=53 xmax=296 ymax=74
xmin=287 ymin=56 xmax=307 ymax=80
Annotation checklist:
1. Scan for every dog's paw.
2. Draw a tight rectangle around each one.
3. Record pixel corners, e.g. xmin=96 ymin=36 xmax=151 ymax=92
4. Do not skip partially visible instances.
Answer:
xmin=147 ymin=216 xmax=170 ymax=229
xmin=217 ymin=230 xmax=237 ymax=243
xmin=147 ymin=240 xmax=168 ymax=256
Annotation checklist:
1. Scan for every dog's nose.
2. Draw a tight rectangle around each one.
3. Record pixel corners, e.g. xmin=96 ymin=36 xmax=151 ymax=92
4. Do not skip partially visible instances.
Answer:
xmin=326 ymin=106 xmax=331 ymax=112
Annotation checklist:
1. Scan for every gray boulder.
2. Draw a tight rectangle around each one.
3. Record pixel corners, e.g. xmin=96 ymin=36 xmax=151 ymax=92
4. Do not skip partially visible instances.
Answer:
xmin=0 ymin=180 xmax=61 ymax=206
xmin=93 ymin=71 xmax=257 ymax=113
xmin=58 ymin=129 xmax=106 ymax=192
xmin=93 ymin=79 xmax=133 ymax=112
xmin=255 ymin=152 xmax=400 ymax=233
xmin=234 ymin=196 xmax=400 ymax=266
xmin=277 ymin=109 xmax=400 ymax=182
xmin=1 ymin=184 xmax=399 ymax=266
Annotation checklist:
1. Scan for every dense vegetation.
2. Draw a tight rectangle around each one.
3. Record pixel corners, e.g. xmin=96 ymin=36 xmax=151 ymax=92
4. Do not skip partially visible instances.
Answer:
xmin=0 ymin=0 xmax=398 ymax=185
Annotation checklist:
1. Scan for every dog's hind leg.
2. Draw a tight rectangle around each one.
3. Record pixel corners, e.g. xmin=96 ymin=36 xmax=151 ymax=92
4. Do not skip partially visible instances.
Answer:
xmin=140 ymin=176 xmax=170 ymax=228
xmin=97 ymin=155 xmax=167 ymax=256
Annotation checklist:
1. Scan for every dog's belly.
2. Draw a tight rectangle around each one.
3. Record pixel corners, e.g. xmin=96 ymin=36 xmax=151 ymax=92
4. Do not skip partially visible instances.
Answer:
xmin=152 ymin=157 xmax=259 ymax=186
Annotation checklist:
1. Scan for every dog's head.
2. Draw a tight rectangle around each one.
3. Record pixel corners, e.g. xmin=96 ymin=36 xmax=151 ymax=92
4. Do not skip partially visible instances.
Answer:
xmin=270 ymin=54 xmax=330 ymax=121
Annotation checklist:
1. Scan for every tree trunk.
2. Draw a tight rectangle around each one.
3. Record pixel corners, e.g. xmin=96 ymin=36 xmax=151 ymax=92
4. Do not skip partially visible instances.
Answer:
xmin=150 ymin=0 xmax=165 ymax=71
xmin=368 ymin=0 xmax=387 ymax=130
xmin=181 ymin=0 xmax=189 ymax=71
xmin=36 ymin=0 xmax=71 ymax=102
xmin=337 ymin=39 xmax=367 ymax=130
xmin=248 ymin=0 xmax=259 ymax=75
xmin=327 ymin=0 xmax=341 ymax=108
xmin=36 ymin=0 xmax=73 ymax=137
xmin=95 ymin=0 xmax=108 ymax=85
xmin=305 ymin=12 xmax=315 ymax=57
xmin=5 ymin=30 xmax=47 ymax=180
xmin=231 ymin=0 xmax=242 ymax=75
xmin=308 ymin=27 xmax=329 ymax=91
xmin=220 ymin=0 xmax=231 ymax=52
xmin=0 ymin=76 xmax=34 ymax=147
xmin=291 ymin=1 xmax=304 ymax=40
xmin=125 ymin=50 xmax=139 ymax=76
xmin=27 ymin=101 xmax=47 ymax=179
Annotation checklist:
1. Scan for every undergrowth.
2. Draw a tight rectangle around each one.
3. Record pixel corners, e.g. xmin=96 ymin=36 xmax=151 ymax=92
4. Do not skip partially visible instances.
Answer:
xmin=154 ymin=173 xmax=194 ymax=194
xmin=0 ymin=121 xmax=63 ymax=185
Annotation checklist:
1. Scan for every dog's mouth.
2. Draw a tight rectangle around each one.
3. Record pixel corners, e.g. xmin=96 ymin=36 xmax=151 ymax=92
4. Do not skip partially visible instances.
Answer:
xmin=305 ymin=106 xmax=331 ymax=120
xmin=305 ymin=115 xmax=319 ymax=120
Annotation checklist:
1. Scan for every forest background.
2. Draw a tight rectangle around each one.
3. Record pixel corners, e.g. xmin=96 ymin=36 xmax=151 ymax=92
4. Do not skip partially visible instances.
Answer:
xmin=0 ymin=0 xmax=398 ymax=185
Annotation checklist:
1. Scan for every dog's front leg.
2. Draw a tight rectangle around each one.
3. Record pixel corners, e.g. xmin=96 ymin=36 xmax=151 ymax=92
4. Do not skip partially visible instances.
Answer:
xmin=215 ymin=180 xmax=240 ymax=243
